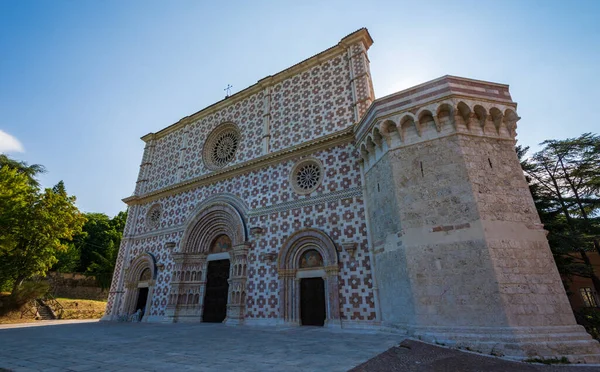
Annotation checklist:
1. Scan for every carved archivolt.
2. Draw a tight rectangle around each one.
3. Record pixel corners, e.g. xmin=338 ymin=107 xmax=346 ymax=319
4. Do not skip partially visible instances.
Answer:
xmin=180 ymin=202 xmax=246 ymax=253
xmin=278 ymin=228 xmax=341 ymax=326
xmin=278 ymin=228 xmax=338 ymax=271
xmin=125 ymin=252 xmax=157 ymax=286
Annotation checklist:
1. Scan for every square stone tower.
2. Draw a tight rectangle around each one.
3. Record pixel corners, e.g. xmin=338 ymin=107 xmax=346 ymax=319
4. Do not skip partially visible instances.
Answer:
xmin=355 ymin=76 xmax=600 ymax=362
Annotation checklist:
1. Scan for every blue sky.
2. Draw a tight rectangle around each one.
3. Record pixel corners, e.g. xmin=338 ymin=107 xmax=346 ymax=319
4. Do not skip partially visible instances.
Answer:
xmin=1 ymin=0 xmax=599 ymax=217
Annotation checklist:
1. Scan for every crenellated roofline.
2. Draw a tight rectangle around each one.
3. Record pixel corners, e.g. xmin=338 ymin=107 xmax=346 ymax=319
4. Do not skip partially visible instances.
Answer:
xmin=355 ymin=75 xmax=515 ymax=143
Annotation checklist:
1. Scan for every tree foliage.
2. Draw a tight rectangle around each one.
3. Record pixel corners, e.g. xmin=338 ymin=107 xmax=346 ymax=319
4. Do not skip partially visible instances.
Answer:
xmin=518 ymin=133 xmax=600 ymax=292
xmin=0 ymin=163 xmax=86 ymax=296
xmin=0 ymin=154 xmax=45 ymax=187
xmin=74 ymin=211 xmax=127 ymax=290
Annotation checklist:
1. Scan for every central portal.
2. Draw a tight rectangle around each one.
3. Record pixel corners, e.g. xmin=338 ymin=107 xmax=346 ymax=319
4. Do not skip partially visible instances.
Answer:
xmin=203 ymin=259 xmax=230 ymax=323
xmin=300 ymin=277 xmax=326 ymax=326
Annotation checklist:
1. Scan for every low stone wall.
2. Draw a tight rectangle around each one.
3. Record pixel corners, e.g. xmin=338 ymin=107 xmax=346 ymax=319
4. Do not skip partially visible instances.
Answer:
xmin=47 ymin=272 xmax=108 ymax=301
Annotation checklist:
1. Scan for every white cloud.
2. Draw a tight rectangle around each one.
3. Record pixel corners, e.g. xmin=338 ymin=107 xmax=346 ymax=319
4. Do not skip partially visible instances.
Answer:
xmin=0 ymin=130 xmax=24 ymax=153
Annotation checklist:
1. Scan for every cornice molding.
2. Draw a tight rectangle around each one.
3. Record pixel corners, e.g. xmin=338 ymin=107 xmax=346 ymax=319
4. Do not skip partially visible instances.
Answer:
xmin=123 ymin=127 xmax=356 ymax=206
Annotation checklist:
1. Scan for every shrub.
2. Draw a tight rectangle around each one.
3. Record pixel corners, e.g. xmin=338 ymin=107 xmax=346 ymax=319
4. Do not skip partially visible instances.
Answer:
xmin=574 ymin=307 xmax=600 ymax=340
xmin=0 ymin=281 xmax=50 ymax=316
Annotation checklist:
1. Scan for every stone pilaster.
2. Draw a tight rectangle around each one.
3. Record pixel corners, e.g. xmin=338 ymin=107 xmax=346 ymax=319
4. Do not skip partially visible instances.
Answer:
xmin=262 ymin=87 xmax=271 ymax=154
xmin=225 ymin=243 xmax=250 ymax=325
xmin=135 ymin=134 xmax=156 ymax=195
xmin=176 ymin=125 xmax=190 ymax=182
xmin=346 ymin=41 xmax=375 ymax=122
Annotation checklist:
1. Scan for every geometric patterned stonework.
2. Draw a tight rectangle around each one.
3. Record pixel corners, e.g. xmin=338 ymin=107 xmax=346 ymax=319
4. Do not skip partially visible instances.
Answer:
xmin=104 ymin=28 xmax=600 ymax=363
xmin=106 ymin=28 xmax=378 ymax=328
xmin=140 ymin=50 xmax=361 ymax=195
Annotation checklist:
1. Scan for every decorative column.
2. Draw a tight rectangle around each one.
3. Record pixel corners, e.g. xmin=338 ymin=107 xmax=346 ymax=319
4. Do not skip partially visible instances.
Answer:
xmin=278 ymin=269 xmax=296 ymax=325
xmin=167 ymin=252 xmax=207 ymax=323
xmin=225 ymin=242 xmax=250 ymax=325
xmin=122 ymin=281 xmax=138 ymax=316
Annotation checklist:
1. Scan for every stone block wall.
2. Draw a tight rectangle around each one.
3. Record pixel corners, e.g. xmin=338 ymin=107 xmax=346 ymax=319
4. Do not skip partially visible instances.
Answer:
xmin=47 ymin=273 xmax=107 ymax=301
xmin=458 ymin=135 xmax=575 ymax=327
xmin=355 ymin=76 xmax=600 ymax=361
xmin=368 ymin=136 xmax=507 ymax=328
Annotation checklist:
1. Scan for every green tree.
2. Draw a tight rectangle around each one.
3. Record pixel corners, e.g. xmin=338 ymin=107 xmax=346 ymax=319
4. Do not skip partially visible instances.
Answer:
xmin=0 ymin=154 xmax=45 ymax=187
xmin=52 ymin=242 xmax=81 ymax=273
xmin=0 ymin=167 xmax=36 ymax=289
xmin=0 ymin=164 xmax=86 ymax=296
xmin=86 ymin=240 xmax=119 ymax=290
xmin=518 ymin=133 xmax=600 ymax=293
xmin=76 ymin=213 xmax=120 ymax=272
xmin=69 ymin=210 xmax=127 ymax=289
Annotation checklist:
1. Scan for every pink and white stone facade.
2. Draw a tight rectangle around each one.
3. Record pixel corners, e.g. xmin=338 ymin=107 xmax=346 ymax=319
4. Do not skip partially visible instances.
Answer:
xmin=106 ymin=29 xmax=377 ymax=328
xmin=105 ymin=28 xmax=600 ymax=362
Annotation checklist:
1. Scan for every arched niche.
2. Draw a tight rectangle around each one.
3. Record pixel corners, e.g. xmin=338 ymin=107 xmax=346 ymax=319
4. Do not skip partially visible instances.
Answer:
xmin=180 ymin=201 xmax=246 ymax=253
xmin=278 ymin=228 xmax=341 ymax=327
xmin=123 ymin=252 xmax=157 ymax=321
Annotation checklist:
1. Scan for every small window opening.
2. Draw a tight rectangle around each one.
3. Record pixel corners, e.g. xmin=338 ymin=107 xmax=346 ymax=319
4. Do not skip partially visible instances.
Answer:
xmin=488 ymin=158 xmax=493 ymax=169
xmin=580 ymin=287 xmax=598 ymax=307
xmin=420 ymin=161 xmax=424 ymax=177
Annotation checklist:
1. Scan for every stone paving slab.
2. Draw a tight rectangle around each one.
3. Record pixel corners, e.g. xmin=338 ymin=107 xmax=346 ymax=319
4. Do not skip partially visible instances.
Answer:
xmin=0 ymin=321 xmax=401 ymax=372
xmin=4 ymin=321 xmax=600 ymax=371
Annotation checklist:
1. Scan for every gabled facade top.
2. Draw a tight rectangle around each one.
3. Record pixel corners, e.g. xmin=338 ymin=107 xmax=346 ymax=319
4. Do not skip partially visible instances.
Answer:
xmin=131 ymin=28 xmax=375 ymax=198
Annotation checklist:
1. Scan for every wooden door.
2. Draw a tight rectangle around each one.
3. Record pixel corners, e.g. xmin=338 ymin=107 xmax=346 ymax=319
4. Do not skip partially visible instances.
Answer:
xmin=203 ymin=259 xmax=230 ymax=323
xmin=300 ymin=277 xmax=326 ymax=326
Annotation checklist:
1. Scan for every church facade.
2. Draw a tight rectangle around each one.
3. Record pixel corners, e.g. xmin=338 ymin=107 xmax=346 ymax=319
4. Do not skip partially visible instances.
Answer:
xmin=104 ymin=29 xmax=600 ymax=362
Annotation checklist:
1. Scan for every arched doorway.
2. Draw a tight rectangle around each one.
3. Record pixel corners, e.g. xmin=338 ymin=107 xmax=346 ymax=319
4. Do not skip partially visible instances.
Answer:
xmin=203 ymin=235 xmax=232 ymax=323
xmin=278 ymin=229 xmax=341 ymax=327
xmin=122 ymin=253 xmax=157 ymax=321
xmin=299 ymin=249 xmax=326 ymax=325
xmin=166 ymin=199 xmax=250 ymax=324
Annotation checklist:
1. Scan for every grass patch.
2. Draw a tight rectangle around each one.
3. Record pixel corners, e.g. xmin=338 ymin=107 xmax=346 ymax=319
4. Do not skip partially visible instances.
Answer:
xmin=524 ymin=357 xmax=570 ymax=365
xmin=0 ymin=309 xmax=38 ymax=324
xmin=0 ymin=294 xmax=107 ymax=323
xmin=57 ymin=298 xmax=106 ymax=320
xmin=0 ymin=292 xmax=37 ymax=324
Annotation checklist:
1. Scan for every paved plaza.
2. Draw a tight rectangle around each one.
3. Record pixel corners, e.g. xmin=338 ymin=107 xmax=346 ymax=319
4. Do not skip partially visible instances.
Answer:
xmin=2 ymin=321 xmax=600 ymax=372
xmin=0 ymin=320 xmax=401 ymax=372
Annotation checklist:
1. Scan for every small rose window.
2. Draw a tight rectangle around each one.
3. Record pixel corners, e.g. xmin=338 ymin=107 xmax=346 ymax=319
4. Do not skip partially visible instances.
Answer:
xmin=290 ymin=158 xmax=324 ymax=194
xmin=146 ymin=204 xmax=162 ymax=229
